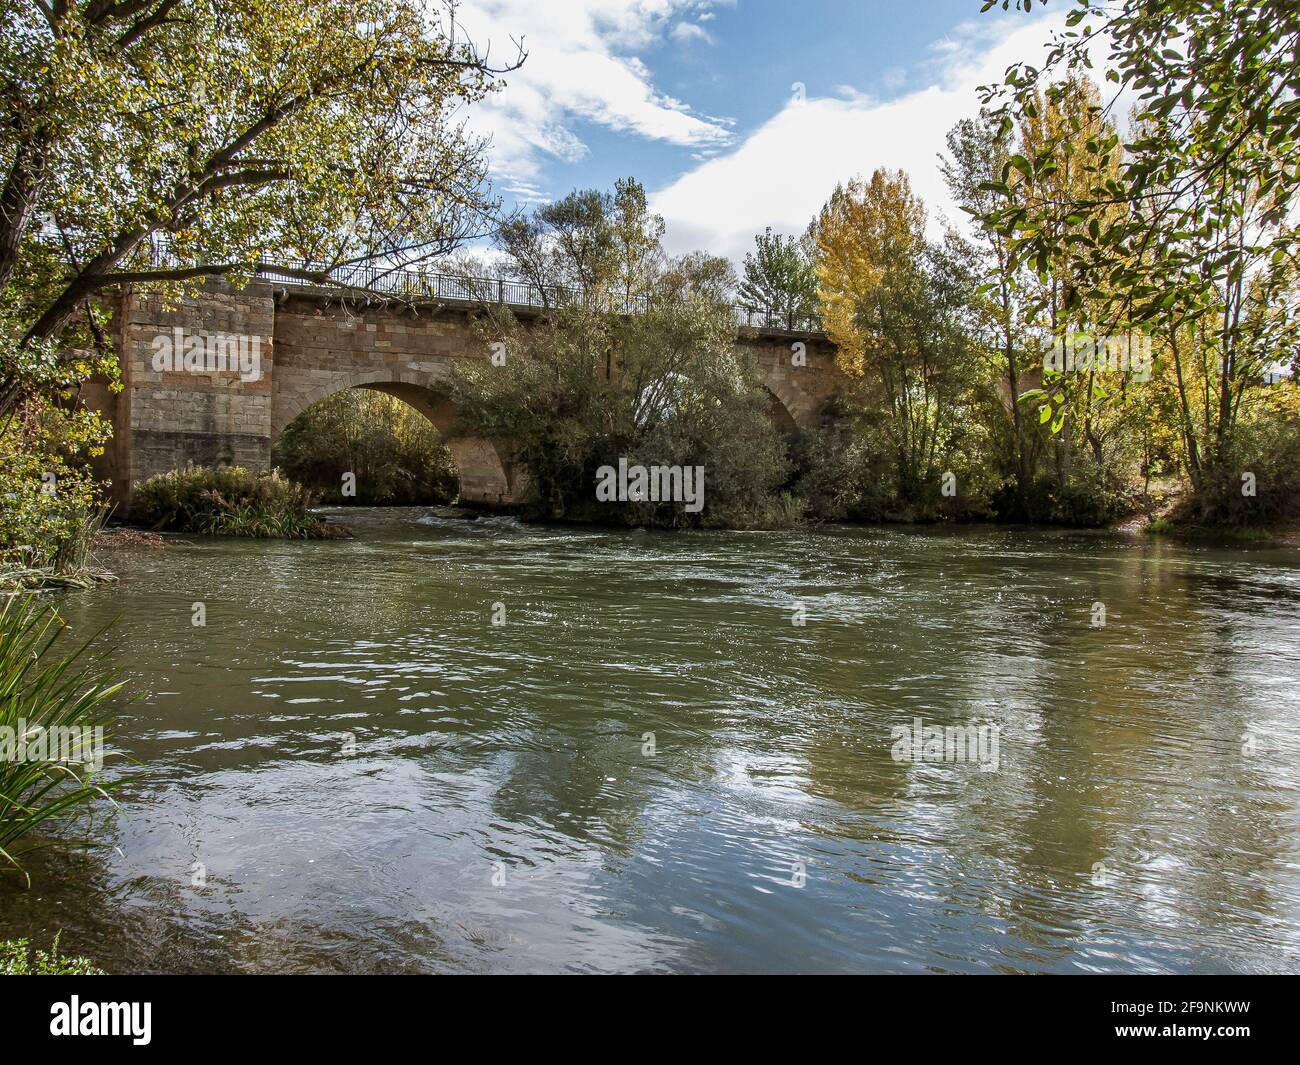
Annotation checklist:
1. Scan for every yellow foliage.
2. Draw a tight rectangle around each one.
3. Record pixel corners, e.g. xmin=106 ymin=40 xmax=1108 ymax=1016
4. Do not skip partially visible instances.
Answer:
xmin=813 ymin=170 xmax=926 ymax=376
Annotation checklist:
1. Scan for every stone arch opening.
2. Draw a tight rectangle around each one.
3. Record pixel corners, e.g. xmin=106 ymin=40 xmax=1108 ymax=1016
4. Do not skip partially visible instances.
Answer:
xmin=271 ymin=375 xmax=514 ymax=507
xmin=763 ymin=385 xmax=800 ymax=438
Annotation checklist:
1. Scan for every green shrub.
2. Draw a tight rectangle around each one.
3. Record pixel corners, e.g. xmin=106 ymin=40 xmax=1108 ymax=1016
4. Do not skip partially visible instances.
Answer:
xmin=129 ymin=465 xmax=334 ymax=538
xmin=1 ymin=417 xmax=109 ymax=585
xmin=273 ymin=389 xmax=458 ymax=505
xmin=792 ymin=421 xmax=895 ymax=522
xmin=792 ymin=412 xmax=1001 ymax=525
xmin=454 ymin=296 xmax=793 ymax=529
xmin=0 ymin=934 xmax=104 ymax=975
xmin=1046 ymin=477 xmax=1134 ymax=527
xmin=1171 ymin=394 xmax=1300 ymax=528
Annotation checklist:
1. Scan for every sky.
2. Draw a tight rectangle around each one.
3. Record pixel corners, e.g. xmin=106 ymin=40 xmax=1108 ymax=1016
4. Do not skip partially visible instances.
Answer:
xmin=451 ymin=0 xmax=1072 ymax=265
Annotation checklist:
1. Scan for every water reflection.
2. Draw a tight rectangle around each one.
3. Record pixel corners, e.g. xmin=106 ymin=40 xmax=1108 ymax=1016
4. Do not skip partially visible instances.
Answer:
xmin=1 ymin=512 xmax=1298 ymax=973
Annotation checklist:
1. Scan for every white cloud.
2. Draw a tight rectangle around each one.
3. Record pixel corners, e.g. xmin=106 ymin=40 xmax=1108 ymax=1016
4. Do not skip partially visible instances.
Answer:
xmin=649 ymin=9 xmax=1077 ymax=264
xmin=454 ymin=0 xmax=733 ymax=192
xmin=536 ymin=123 xmax=590 ymax=164
xmin=833 ymin=85 xmax=875 ymax=107
xmin=670 ymin=21 xmax=714 ymax=45
xmin=502 ymin=180 xmax=549 ymax=206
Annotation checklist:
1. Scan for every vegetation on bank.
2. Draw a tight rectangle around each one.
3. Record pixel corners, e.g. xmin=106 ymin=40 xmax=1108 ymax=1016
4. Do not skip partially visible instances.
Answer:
xmin=0 ymin=387 xmax=117 ymax=589
xmin=129 ymin=466 xmax=344 ymax=539
xmin=0 ymin=934 xmax=104 ymax=975
xmin=273 ymin=389 xmax=458 ymax=506
xmin=0 ymin=596 xmax=126 ymax=877
xmin=451 ymin=156 xmax=1295 ymax=530
xmin=445 ymin=0 xmax=1300 ymax=530
xmin=971 ymin=0 xmax=1300 ymax=532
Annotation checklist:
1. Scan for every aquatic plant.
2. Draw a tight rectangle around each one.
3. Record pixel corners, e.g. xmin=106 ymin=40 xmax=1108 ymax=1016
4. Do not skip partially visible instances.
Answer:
xmin=0 ymin=596 xmax=126 ymax=875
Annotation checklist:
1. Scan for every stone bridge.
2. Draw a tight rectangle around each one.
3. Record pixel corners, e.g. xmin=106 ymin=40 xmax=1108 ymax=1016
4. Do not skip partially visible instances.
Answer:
xmin=91 ymin=274 xmax=844 ymax=507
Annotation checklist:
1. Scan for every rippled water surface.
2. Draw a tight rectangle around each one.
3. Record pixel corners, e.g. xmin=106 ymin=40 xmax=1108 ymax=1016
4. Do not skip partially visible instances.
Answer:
xmin=3 ymin=510 xmax=1300 ymax=973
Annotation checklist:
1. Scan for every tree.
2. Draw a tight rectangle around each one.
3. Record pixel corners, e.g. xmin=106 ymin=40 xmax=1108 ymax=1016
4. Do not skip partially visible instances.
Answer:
xmin=0 ymin=0 xmax=519 ymax=416
xmin=942 ymin=108 xmax=1041 ymax=513
xmin=451 ymin=182 xmax=789 ymax=527
xmin=980 ymin=0 xmax=1300 ymax=519
xmin=610 ymin=177 xmax=665 ymax=309
xmin=738 ymin=227 xmax=817 ymax=327
xmin=982 ymin=0 xmax=1300 ymax=288
xmin=1014 ymin=75 xmax=1132 ymax=500
xmin=814 ymin=169 xmax=979 ymax=507
xmin=814 ymin=171 xmax=925 ymax=376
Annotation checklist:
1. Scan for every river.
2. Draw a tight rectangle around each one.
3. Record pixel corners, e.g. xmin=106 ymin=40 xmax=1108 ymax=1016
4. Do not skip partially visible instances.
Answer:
xmin=3 ymin=509 xmax=1299 ymax=973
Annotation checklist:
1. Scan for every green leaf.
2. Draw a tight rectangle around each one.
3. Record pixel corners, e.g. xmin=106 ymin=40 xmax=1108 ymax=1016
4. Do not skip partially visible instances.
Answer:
xmin=1008 ymin=154 xmax=1034 ymax=181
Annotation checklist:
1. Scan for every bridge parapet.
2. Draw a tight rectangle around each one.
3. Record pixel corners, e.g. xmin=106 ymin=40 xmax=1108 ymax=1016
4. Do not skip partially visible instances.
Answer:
xmin=250 ymin=258 xmax=825 ymax=337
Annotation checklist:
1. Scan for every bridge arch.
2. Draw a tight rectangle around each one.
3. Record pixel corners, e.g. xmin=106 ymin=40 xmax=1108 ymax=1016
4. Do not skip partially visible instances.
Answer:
xmin=271 ymin=370 xmax=514 ymax=507
xmin=740 ymin=337 xmax=837 ymax=433
xmin=761 ymin=382 xmax=801 ymax=437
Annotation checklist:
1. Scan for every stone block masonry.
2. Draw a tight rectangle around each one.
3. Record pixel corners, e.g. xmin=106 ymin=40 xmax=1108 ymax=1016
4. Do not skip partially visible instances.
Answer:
xmin=92 ymin=280 xmax=846 ymax=510
xmin=112 ymin=280 xmax=276 ymax=504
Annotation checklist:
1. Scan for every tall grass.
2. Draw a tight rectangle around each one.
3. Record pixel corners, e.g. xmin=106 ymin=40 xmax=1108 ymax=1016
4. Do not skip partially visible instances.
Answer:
xmin=0 ymin=504 xmax=115 ymax=591
xmin=0 ymin=596 xmax=126 ymax=877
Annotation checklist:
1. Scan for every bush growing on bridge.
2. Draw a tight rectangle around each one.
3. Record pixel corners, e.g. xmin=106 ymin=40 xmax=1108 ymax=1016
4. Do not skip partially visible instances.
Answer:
xmin=129 ymin=466 xmax=334 ymax=539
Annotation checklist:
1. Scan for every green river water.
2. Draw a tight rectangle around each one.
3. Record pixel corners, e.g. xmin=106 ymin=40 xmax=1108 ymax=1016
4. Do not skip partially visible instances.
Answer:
xmin=2 ymin=508 xmax=1299 ymax=973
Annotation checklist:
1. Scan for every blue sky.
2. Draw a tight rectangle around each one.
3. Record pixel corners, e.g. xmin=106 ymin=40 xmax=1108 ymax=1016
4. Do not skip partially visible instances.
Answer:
xmin=540 ymin=0 xmax=979 ymax=194
xmin=455 ymin=0 xmax=1066 ymax=262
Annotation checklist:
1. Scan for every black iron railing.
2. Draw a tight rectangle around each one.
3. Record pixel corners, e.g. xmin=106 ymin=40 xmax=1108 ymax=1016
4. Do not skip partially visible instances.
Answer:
xmin=249 ymin=256 xmax=822 ymax=334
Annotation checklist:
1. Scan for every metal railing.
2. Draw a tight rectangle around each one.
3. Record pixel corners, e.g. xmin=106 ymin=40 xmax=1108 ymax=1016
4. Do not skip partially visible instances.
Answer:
xmin=249 ymin=256 xmax=823 ymax=334
xmin=731 ymin=304 xmax=822 ymax=333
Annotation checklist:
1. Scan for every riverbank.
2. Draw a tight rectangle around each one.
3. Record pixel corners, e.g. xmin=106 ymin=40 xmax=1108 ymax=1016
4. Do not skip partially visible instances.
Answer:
xmin=96 ymin=499 xmax=1300 ymax=555
xmin=19 ymin=476 xmax=1279 ymax=600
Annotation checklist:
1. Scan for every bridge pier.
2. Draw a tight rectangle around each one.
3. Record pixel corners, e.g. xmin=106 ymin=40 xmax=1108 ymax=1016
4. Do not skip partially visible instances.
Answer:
xmin=93 ymin=281 xmax=276 ymax=509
